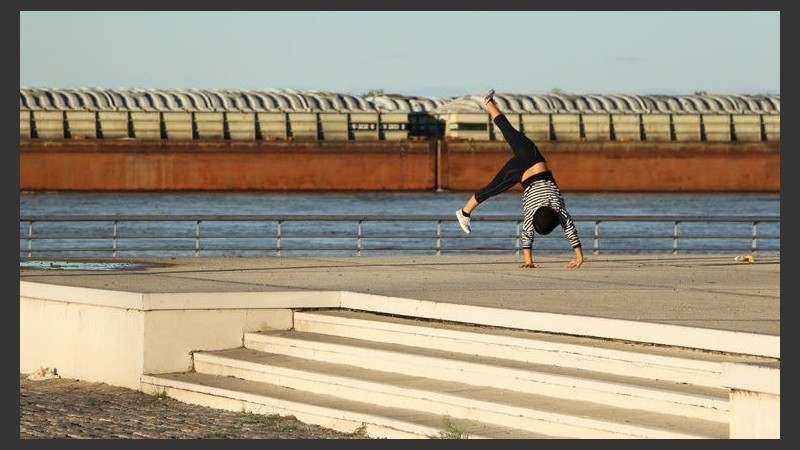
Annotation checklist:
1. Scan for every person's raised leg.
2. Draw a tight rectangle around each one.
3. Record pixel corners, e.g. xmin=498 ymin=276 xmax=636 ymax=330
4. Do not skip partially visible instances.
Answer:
xmin=484 ymin=89 xmax=502 ymax=120
xmin=485 ymin=89 xmax=542 ymax=160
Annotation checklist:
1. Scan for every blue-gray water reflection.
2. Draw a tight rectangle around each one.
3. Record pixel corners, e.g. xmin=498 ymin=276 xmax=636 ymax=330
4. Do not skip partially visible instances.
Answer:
xmin=20 ymin=191 xmax=780 ymax=257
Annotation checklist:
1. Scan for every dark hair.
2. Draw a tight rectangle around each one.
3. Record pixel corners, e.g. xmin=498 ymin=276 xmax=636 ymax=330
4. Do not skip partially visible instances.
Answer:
xmin=533 ymin=206 xmax=559 ymax=235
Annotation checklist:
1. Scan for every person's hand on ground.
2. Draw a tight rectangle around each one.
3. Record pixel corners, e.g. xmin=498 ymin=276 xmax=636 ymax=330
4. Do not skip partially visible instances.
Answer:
xmin=567 ymin=247 xmax=584 ymax=268
xmin=566 ymin=258 xmax=583 ymax=268
xmin=520 ymin=262 xmax=539 ymax=268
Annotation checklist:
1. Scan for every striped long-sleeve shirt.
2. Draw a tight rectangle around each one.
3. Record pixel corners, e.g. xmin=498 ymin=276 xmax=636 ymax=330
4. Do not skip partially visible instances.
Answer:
xmin=521 ymin=179 xmax=581 ymax=249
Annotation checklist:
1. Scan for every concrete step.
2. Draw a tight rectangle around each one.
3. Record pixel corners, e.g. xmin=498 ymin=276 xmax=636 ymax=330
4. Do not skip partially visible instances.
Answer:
xmin=245 ymin=331 xmax=730 ymax=423
xmin=140 ymin=371 xmax=557 ymax=439
xmin=141 ymin=309 xmax=776 ymax=438
xmin=188 ymin=347 xmax=727 ymax=438
xmin=292 ymin=309 xmax=776 ymax=389
xmin=243 ymin=328 xmax=728 ymax=424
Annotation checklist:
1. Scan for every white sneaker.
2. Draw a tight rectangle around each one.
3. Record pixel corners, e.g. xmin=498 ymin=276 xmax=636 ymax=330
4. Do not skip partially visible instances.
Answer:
xmin=483 ymin=89 xmax=495 ymax=104
xmin=455 ymin=209 xmax=471 ymax=234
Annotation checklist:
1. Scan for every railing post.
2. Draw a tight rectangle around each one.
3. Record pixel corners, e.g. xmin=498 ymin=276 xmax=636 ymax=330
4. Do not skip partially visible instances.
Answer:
xmin=195 ymin=221 xmax=202 ymax=257
xmin=112 ymin=220 xmax=118 ymax=257
xmin=276 ymin=220 xmax=282 ymax=257
xmin=436 ymin=220 xmax=442 ymax=256
xmin=672 ymin=221 xmax=680 ymax=255
xmin=752 ymin=221 xmax=759 ymax=254
xmin=26 ymin=220 xmax=34 ymax=258
xmin=593 ymin=221 xmax=600 ymax=255
xmin=357 ymin=220 xmax=363 ymax=256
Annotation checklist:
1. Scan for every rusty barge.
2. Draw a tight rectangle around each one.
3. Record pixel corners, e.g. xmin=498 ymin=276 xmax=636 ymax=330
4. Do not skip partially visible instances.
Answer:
xmin=19 ymin=88 xmax=779 ymax=192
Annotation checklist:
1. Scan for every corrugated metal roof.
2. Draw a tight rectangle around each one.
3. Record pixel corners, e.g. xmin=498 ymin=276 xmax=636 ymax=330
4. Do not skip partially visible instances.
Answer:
xmin=367 ymin=94 xmax=449 ymax=112
xmin=19 ymin=88 xmax=780 ymax=114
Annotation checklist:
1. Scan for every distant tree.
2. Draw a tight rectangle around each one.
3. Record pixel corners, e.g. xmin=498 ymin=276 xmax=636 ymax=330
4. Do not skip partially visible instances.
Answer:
xmin=362 ymin=89 xmax=385 ymax=97
xmin=549 ymin=88 xmax=565 ymax=94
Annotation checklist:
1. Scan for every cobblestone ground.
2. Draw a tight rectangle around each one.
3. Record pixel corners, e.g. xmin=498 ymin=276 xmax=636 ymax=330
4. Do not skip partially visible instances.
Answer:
xmin=20 ymin=374 xmax=371 ymax=439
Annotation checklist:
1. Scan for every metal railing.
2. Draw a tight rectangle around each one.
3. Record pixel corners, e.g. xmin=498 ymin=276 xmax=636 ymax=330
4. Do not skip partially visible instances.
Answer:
xmin=19 ymin=214 xmax=780 ymax=258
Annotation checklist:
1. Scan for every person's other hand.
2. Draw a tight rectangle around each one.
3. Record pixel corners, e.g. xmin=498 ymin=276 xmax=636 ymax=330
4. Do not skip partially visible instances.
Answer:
xmin=566 ymin=259 xmax=583 ymax=268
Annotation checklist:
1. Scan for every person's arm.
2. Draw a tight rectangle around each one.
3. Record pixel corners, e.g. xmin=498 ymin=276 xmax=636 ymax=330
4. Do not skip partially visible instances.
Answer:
xmin=520 ymin=198 xmax=537 ymax=268
xmin=521 ymin=247 xmax=538 ymax=268
xmin=560 ymin=208 xmax=584 ymax=268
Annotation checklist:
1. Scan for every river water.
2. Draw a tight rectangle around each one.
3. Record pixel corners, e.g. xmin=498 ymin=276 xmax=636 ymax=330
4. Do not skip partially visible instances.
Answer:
xmin=19 ymin=191 xmax=780 ymax=257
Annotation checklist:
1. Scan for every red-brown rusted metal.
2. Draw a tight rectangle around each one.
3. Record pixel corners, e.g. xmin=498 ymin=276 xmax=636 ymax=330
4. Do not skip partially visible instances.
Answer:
xmin=20 ymin=139 xmax=779 ymax=192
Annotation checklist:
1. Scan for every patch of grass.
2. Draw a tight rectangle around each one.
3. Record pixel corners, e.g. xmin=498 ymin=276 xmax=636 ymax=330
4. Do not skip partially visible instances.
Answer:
xmin=351 ymin=423 xmax=368 ymax=437
xmin=198 ymin=431 xmax=233 ymax=439
xmin=428 ymin=418 xmax=469 ymax=439
xmin=243 ymin=412 xmax=298 ymax=432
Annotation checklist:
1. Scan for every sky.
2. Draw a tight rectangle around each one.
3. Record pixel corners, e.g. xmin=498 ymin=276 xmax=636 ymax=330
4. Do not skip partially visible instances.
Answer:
xmin=19 ymin=11 xmax=780 ymax=98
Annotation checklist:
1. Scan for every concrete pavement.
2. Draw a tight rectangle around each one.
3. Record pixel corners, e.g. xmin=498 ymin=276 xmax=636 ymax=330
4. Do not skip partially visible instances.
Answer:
xmin=19 ymin=254 xmax=780 ymax=336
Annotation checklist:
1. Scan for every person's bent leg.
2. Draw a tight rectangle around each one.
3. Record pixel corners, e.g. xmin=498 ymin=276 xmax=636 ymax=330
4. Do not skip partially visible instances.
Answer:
xmin=459 ymin=156 xmax=523 ymax=221
xmin=473 ymin=157 xmax=525 ymax=203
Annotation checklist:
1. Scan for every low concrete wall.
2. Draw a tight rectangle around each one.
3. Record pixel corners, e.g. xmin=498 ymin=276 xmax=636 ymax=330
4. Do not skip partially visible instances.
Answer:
xmin=19 ymin=281 xmax=341 ymax=389
xmin=722 ymin=362 xmax=781 ymax=439
xmin=339 ymin=292 xmax=780 ymax=359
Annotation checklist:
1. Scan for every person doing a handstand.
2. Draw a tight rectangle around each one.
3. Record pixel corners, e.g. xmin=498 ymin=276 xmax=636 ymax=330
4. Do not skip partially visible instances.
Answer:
xmin=455 ymin=89 xmax=584 ymax=268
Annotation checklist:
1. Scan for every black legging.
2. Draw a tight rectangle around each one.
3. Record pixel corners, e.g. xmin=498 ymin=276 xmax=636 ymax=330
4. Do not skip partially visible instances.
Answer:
xmin=474 ymin=114 xmax=547 ymax=203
